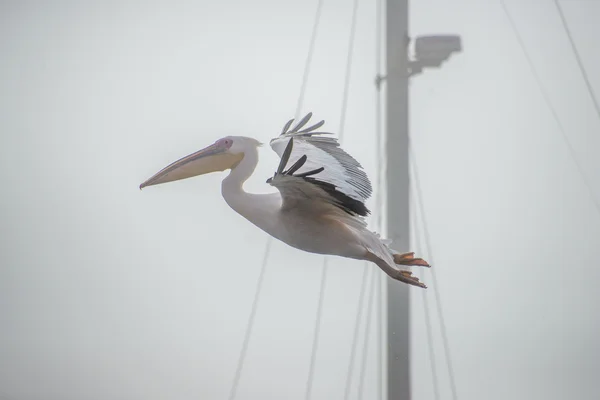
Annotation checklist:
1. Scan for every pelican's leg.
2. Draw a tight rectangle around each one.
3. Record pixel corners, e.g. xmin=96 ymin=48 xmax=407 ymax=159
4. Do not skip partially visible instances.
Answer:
xmin=393 ymin=252 xmax=431 ymax=268
xmin=365 ymin=252 xmax=427 ymax=289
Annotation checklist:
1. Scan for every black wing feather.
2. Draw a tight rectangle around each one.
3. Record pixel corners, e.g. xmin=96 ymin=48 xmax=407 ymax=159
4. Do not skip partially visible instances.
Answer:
xmin=285 ymin=155 xmax=307 ymax=175
xmin=276 ymin=138 xmax=294 ymax=175
xmin=295 ymin=167 xmax=324 ymax=178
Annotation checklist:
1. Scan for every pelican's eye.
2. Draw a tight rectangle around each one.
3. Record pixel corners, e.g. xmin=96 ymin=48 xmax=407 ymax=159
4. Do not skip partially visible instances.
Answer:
xmin=216 ymin=138 xmax=233 ymax=149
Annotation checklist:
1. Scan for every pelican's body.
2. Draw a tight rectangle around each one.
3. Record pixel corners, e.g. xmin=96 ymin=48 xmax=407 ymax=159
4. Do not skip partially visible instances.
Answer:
xmin=141 ymin=113 xmax=429 ymax=287
xmin=220 ymin=143 xmax=363 ymax=259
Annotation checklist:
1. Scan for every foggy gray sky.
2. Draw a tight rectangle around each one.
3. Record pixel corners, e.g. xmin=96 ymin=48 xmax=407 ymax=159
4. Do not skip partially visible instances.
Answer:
xmin=1 ymin=0 xmax=599 ymax=399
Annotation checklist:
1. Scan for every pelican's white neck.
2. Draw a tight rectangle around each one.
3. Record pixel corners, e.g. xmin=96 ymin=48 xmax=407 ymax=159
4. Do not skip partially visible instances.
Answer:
xmin=221 ymin=147 xmax=261 ymax=220
xmin=222 ymin=147 xmax=258 ymax=193
xmin=220 ymin=146 xmax=280 ymax=234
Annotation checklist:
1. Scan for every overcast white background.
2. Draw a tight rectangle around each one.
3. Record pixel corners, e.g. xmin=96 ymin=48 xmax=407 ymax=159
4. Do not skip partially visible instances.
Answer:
xmin=1 ymin=0 xmax=599 ymax=399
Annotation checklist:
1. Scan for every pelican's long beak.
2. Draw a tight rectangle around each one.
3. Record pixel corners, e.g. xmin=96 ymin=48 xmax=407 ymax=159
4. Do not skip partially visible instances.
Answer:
xmin=139 ymin=142 xmax=242 ymax=189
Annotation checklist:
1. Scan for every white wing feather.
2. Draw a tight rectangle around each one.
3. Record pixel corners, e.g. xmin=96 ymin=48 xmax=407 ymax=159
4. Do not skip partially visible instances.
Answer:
xmin=269 ymin=113 xmax=372 ymax=205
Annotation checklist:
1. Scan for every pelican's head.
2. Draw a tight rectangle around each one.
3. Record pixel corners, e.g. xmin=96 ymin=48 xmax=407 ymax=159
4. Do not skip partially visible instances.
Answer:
xmin=139 ymin=136 xmax=261 ymax=189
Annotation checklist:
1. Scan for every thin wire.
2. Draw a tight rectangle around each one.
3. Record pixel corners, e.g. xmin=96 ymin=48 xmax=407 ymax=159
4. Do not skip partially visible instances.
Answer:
xmin=409 ymin=147 xmax=459 ymax=400
xmin=374 ymin=61 xmax=385 ymax=400
xmin=374 ymin=0 xmax=383 ymax=249
xmin=343 ymin=266 xmax=370 ymax=400
xmin=295 ymin=0 xmax=325 ymax=121
xmin=357 ymin=266 xmax=377 ymax=400
xmin=355 ymin=0 xmax=384 ymax=393
xmin=304 ymin=258 xmax=328 ymax=400
xmin=410 ymin=187 xmax=440 ymax=400
xmin=553 ymin=0 xmax=600 ymax=122
xmin=228 ymin=239 xmax=272 ymax=400
xmin=500 ymin=0 xmax=600 ymax=216
xmin=231 ymin=1 xmax=325 ymax=397
xmin=338 ymin=0 xmax=361 ymax=139
xmin=340 ymin=0 xmax=369 ymax=397
xmin=374 ymin=0 xmax=384 ymax=398
xmin=338 ymin=226 xmax=368 ymax=393
xmin=307 ymin=0 xmax=361 ymax=397
xmin=376 ymin=266 xmax=384 ymax=400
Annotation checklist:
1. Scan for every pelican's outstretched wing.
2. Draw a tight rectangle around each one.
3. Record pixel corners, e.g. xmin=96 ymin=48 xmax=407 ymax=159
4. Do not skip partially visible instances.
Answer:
xmin=267 ymin=135 xmax=369 ymax=217
xmin=269 ymin=113 xmax=372 ymax=216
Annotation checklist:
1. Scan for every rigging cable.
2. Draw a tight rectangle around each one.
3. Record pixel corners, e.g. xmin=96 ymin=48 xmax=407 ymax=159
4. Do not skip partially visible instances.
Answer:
xmin=305 ymin=0 xmax=362 ymax=398
xmin=355 ymin=0 xmax=386 ymax=395
xmin=304 ymin=258 xmax=329 ymax=400
xmin=409 ymin=146 xmax=459 ymax=400
xmin=553 ymin=0 xmax=600 ymax=122
xmin=229 ymin=1 xmax=324 ymax=398
xmin=299 ymin=0 xmax=338 ymax=398
xmin=228 ymin=239 xmax=272 ymax=400
xmin=337 ymin=0 xmax=370 ymax=399
xmin=410 ymin=167 xmax=441 ymax=400
xmin=500 ymin=0 xmax=600 ymax=216
xmin=343 ymin=267 xmax=370 ymax=400
xmin=356 ymin=87 xmax=384 ymax=399
xmin=338 ymin=0 xmax=361 ymax=136
xmin=296 ymin=0 xmax=325 ymax=121
xmin=357 ymin=266 xmax=378 ymax=400
xmin=306 ymin=0 xmax=363 ymax=396
xmin=373 ymin=0 xmax=384 ymax=397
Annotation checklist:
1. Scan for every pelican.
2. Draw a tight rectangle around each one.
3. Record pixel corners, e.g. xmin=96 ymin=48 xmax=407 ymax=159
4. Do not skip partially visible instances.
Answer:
xmin=140 ymin=113 xmax=430 ymax=288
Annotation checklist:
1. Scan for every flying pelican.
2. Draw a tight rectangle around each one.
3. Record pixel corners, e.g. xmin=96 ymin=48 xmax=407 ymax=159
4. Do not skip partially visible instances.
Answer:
xmin=140 ymin=113 xmax=430 ymax=288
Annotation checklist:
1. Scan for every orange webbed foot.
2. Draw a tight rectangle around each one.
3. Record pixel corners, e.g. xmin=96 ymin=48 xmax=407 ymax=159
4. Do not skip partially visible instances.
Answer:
xmin=394 ymin=269 xmax=427 ymax=288
xmin=393 ymin=252 xmax=431 ymax=268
